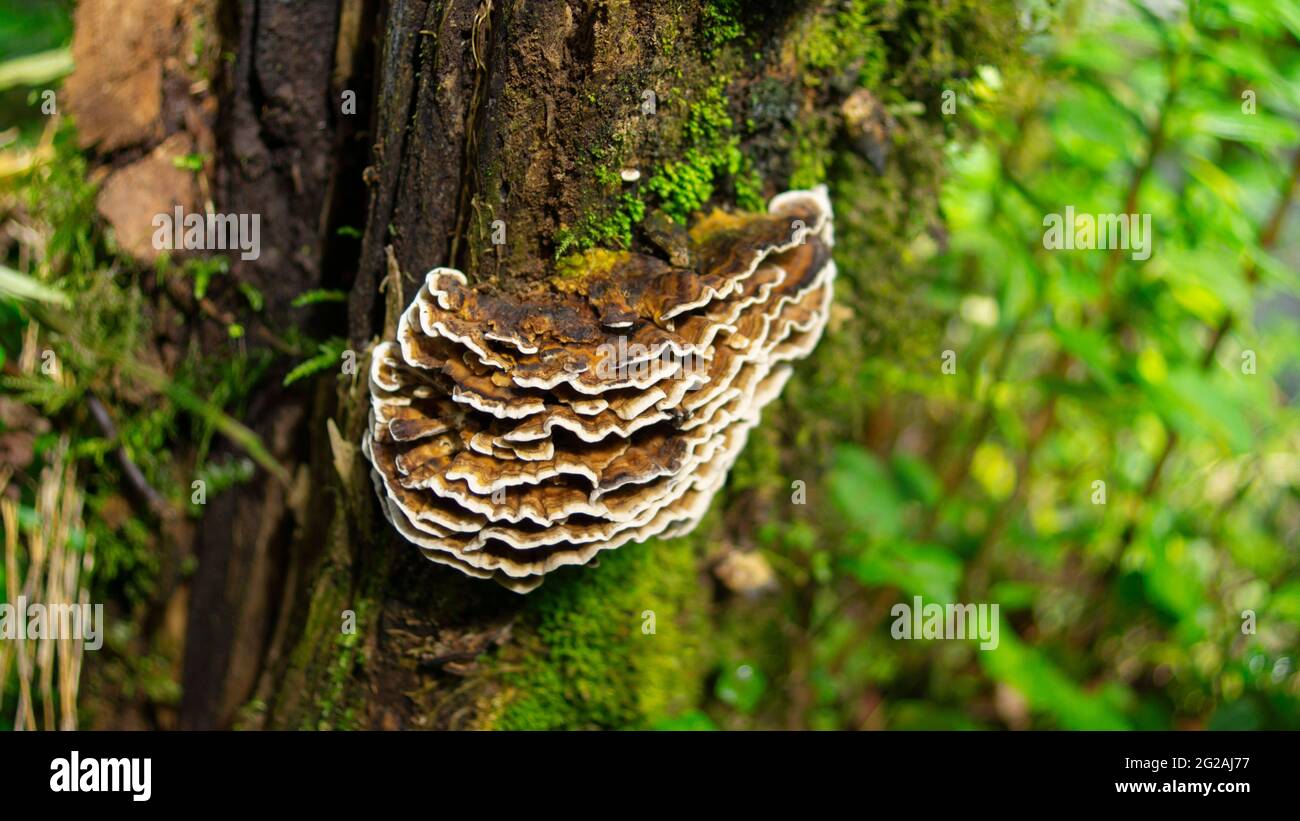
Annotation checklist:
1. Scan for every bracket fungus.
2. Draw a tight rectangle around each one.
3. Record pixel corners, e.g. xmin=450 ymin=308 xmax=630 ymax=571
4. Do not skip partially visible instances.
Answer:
xmin=363 ymin=186 xmax=836 ymax=592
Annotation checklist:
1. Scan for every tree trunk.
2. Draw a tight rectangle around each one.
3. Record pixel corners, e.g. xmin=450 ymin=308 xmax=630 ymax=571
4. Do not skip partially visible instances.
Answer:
xmin=66 ymin=0 xmax=1016 ymax=729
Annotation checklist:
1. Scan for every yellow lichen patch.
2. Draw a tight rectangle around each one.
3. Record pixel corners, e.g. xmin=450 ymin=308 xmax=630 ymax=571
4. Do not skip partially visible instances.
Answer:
xmin=688 ymin=207 xmax=748 ymax=243
xmin=552 ymin=248 xmax=629 ymax=293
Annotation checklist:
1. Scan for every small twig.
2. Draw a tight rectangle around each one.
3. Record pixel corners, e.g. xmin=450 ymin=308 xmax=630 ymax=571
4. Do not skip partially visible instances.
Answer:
xmin=86 ymin=393 xmax=176 ymax=519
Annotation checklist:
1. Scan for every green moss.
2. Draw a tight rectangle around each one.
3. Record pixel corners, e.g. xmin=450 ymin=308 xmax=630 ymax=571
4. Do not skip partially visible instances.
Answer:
xmin=492 ymin=529 xmax=710 ymax=730
xmin=729 ymin=422 xmax=785 ymax=498
xmin=645 ymin=154 xmax=723 ymax=221
xmin=554 ymin=191 xmax=645 ymax=258
xmin=786 ymin=0 xmax=1016 ymax=190
xmin=657 ymin=13 xmax=681 ymax=57
xmin=24 ymin=124 xmax=100 ymax=279
xmin=798 ymin=0 xmax=888 ymax=88
xmin=291 ymin=567 xmax=372 ymax=731
xmin=314 ymin=600 xmax=367 ymax=730
xmin=784 ymin=1 xmax=892 ymax=189
xmin=789 ymin=126 xmax=834 ymax=190
xmin=700 ymin=0 xmax=744 ymax=49
xmin=645 ymin=79 xmax=763 ymax=221
xmin=555 ymin=68 xmax=767 ymax=256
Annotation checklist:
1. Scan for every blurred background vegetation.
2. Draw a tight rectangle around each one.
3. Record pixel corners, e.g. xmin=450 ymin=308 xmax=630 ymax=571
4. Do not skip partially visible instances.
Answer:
xmin=1 ymin=0 xmax=1298 ymax=730
xmin=715 ymin=0 xmax=1300 ymax=730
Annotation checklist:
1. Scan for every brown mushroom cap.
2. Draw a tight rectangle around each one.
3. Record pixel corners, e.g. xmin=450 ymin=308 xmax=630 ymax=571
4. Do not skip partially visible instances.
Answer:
xmin=364 ymin=186 xmax=836 ymax=591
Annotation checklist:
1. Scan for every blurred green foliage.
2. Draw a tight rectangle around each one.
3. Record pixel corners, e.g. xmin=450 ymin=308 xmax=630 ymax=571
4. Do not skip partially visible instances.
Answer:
xmin=0 ymin=2 xmax=280 ymax=728
xmin=685 ymin=0 xmax=1300 ymax=730
xmin=0 ymin=0 xmax=73 ymax=144
xmin=0 ymin=0 xmax=72 ymax=58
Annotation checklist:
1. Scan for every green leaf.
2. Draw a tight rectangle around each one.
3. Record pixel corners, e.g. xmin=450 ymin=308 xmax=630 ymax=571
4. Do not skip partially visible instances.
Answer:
xmin=890 ymin=453 xmax=941 ymax=507
xmin=1270 ymin=582 xmax=1300 ymax=625
xmin=0 ymin=264 xmax=70 ymax=306
xmin=283 ymin=338 xmax=348 ymax=387
xmin=828 ymin=444 xmax=903 ymax=538
xmin=184 ymin=256 xmax=229 ymax=300
xmin=1192 ymin=110 xmax=1300 ymax=146
xmin=290 ymin=289 xmax=348 ymax=308
xmin=1274 ymin=0 xmax=1300 ymax=42
xmin=980 ymin=623 xmax=1130 ymax=730
xmin=1052 ymin=325 xmax=1119 ymax=393
xmin=238 ymin=282 xmax=264 ymax=312
xmin=1161 ymin=368 xmax=1253 ymax=453
xmin=843 ymin=541 xmax=962 ymax=602
xmin=0 ymin=48 xmax=72 ymax=91
xmin=1207 ymin=699 xmax=1262 ymax=731
xmin=1139 ymin=535 xmax=1209 ymax=631
xmin=714 ymin=662 xmax=766 ymax=714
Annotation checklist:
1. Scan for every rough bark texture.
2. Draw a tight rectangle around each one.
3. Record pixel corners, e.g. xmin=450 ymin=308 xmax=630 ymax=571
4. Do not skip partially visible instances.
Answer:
xmin=65 ymin=0 xmax=1017 ymax=729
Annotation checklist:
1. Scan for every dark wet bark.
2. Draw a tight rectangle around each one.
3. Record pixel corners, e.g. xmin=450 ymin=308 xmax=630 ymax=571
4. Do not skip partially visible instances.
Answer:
xmin=179 ymin=0 xmax=349 ymax=729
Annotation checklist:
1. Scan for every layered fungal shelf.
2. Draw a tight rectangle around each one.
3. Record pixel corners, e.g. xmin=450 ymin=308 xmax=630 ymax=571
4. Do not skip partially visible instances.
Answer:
xmin=364 ymin=187 xmax=835 ymax=591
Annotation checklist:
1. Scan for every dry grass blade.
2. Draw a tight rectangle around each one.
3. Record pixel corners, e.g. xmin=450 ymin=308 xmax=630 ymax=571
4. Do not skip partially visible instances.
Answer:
xmin=0 ymin=331 xmax=93 ymax=731
xmin=2 ymin=442 xmax=91 ymax=731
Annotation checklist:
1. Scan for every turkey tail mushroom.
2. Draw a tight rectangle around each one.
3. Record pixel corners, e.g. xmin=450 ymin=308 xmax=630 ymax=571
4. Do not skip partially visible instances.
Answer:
xmin=363 ymin=186 xmax=836 ymax=592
